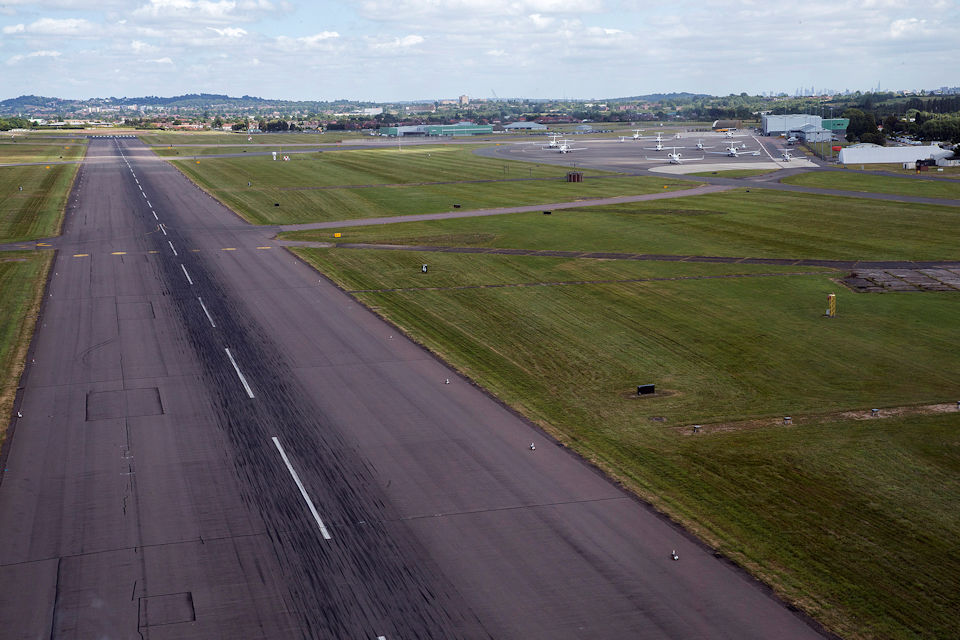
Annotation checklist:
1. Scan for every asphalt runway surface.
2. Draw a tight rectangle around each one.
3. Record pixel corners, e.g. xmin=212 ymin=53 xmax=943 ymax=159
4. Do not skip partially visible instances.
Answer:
xmin=0 ymin=138 xmax=828 ymax=638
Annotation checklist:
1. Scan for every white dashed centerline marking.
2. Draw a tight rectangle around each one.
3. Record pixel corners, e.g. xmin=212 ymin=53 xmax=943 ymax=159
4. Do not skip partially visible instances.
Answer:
xmin=197 ymin=296 xmax=216 ymax=327
xmin=152 ymin=211 xmax=158 ymax=220
xmin=159 ymin=223 xmax=167 ymax=236
xmin=272 ymin=436 xmax=332 ymax=540
xmin=180 ymin=263 xmax=193 ymax=285
xmin=146 ymin=200 xmax=152 ymax=208
xmin=142 ymin=192 xmax=147 ymax=199
xmin=168 ymin=240 xmax=177 ymax=256
xmin=225 ymin=348 xmax=255 ymax=399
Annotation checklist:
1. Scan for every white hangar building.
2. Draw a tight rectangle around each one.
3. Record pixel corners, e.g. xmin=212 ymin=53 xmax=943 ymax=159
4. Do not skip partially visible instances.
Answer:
xmin=837 ymin=143 xmax=951 ymax=165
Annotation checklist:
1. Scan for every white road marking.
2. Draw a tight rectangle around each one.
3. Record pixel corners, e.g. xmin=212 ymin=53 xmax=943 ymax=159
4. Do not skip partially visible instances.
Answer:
xmin=225 ymin=348 xmax=255 ymax=399
xmin=272 ymin=436 xmax=331 ymax=539
xmin=180 ymin=263 xmax=193 ymax=285
xmin=138 ymin=184 xmax=143 ymax=191
xmin=147 ymin=200 xmax=152 ymax=208
xmin=168 ymin=240 xmax=177 ymax=256
xmin=142 ymin=191 xmax=147 ymax=199
xmin=160 ymin=224 xmax=167 ymax=236
xmin=152 ymin=211 xmax=158 ymax=220
xmin=197 ymin=297 xmax=216 ymax=327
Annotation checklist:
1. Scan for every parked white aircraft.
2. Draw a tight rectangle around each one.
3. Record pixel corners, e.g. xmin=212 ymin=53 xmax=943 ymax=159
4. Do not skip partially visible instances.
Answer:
xmin=645 ymin=140 xmax=665 ymax=151
xmin=664 ymin=147 xmax=703 ymax=164
xmin=547 ymin=138 xmax=585 ymax=153
xmin=780 ymin=149 xmax=795 ymax=161
xmin=708 ymin=142 xmax=761 ymax=158
xmin=542 ymin=133 xmax=563 ymax=148
xmin=631 ymin=128 xmax=645 ymax=139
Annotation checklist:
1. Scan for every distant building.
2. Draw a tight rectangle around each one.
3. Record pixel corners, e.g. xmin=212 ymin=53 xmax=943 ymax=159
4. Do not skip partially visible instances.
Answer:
xmin=711 ymin=119 xmax=742 ymax=130
xmin=763 ymin=114 xmax=821 ymax=135
xmin=503 ymin=121 xmax=547 ymax=131
xmin=459 ymin=94 xmax=469 ymax=106
xmin=837 ymin=143 xmax=951 ymax=165
xmin=380 ymin=123 xmax=493 ymax=137
xmin=821 ymin=118 xmax=849 ymax=133
xmin=795 ymin=123 xmax=832 ymax=143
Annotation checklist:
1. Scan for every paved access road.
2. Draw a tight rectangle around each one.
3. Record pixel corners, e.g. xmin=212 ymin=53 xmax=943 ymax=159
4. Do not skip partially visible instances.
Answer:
xmin=0 ymin=138 xmax=827 ymax=639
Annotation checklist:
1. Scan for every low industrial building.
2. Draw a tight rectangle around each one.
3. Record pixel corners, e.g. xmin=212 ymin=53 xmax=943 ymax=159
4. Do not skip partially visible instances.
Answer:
xmin=795 ymin=123 xmax=833 ymax=143
xmin=712 ymin=119 xmax=742 ymax=130
xmin=762 ymin=114 xmax=822 ymax=135
xmin=837 ymin=143 xmax=951 ymax=165
xmin=380 ymin=123 xmax=493 ymax=137
xmin=503 ymin=121 xmax=547 ymax=131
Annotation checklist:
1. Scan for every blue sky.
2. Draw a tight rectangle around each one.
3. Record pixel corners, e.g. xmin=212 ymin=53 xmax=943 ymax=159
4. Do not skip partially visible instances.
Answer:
xmin=1 ymin=0 xmax=957 ymax=101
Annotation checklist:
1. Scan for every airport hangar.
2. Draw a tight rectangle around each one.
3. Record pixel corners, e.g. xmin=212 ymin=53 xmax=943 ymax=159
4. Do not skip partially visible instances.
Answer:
xmin=379 ymin=123 xmax=493 ymax=137
xmin=762 ymin=114 xmax=848 ymax=142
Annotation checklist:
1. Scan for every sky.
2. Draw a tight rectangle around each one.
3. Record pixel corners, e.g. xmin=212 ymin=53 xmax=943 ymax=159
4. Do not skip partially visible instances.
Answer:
xmin=1 ymin=0 xmax=958 ymax=102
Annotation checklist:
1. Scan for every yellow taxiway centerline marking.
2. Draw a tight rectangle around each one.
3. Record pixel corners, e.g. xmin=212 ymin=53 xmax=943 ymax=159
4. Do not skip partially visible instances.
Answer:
xmin=191 ymin=249 xmax=200 ymax=252
xmin=111 ymin=251 xmax=126 ymax=255
xmin=36 ymin=242 xmax=51 ymax=247
xmin=73 ymin=253 xmax=89 ymax=257
xmin=148 ymin=250 xmax=159 ymax=254
xmin=222 ymin=247 xmax=236 ymax=251
xmin=256 ymin=246 xmax=272 ymax=249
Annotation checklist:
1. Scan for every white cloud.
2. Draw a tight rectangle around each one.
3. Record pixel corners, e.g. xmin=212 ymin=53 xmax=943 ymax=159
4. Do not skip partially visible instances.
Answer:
xmin=274 ymin=30 xmax=340 ymax=51
xmin=207 ymin=26 xmax=247 ymax=37
xmin=7 ymin=49 xmax=63 ymax=65
xmin=2 ymin=17 xmax=95 ymax=35
xmin=132 ymin=0 xmax=243 ymax=23
xmin=148 ymin=56 xmax=174 ymax=64
xmin=889 ymin=17 xmax=929 ymax=38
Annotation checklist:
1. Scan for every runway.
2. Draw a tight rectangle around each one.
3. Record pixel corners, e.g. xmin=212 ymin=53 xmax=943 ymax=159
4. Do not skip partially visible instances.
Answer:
xmin=0 ymin=138 xmax=827 ymax=638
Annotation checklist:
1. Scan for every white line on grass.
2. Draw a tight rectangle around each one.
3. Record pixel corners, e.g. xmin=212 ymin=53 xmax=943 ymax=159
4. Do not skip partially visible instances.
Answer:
xmin=272 ymin=436 xmax=332 ymax=539
xmin=225 ymin=348 xmax=255 ymax=399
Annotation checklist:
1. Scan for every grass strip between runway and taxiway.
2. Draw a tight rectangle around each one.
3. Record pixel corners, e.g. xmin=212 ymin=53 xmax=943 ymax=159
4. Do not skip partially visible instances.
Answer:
xmin=0 ymin=150 xmax=84 ymax=243
xmin=282 ymin=187 xmax=960 ymax=262
xmin=0 ymin=140 xmax=88 ymax=165
xmin=0 ymin=252 xmax=53 ymax=444
xmin=782 ymin=170 xmax=960 ymax=199
xmin=289 ymin=188 xmax=960 ymax=640
xmin=167 ymin=143 xmax=696 ymax=225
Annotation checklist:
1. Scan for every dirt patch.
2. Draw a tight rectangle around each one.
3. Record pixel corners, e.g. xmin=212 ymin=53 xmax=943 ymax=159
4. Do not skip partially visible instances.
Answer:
xmin=676 ymin=402 xmax=959 ymax=435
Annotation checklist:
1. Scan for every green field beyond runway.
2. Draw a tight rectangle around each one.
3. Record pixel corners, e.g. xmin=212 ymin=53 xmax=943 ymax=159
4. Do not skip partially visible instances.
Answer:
xmin=168 ymin=144 xmax=694 ymax=224
xmin=782 ymin=170 xmax=960 ymax=199
xmin=284 ymin=188 xmax=960 ymax=262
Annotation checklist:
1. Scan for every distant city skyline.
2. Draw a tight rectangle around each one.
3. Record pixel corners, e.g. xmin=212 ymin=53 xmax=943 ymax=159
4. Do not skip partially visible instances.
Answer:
xmin=2 ymin=1 xmax=957 ymax=101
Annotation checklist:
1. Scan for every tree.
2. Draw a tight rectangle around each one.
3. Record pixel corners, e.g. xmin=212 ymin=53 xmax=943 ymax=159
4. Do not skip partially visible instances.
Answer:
xmin=231 ymin=122 xmax=246 ymax=131
xmin=212 ymin=116 xmax=223 ymax=129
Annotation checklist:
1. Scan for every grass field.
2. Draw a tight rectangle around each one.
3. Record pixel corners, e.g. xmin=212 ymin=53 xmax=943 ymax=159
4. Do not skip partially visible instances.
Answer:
xmin=783 ymin=170 xmax=960 ymax=198
xmin=0 ymin=140 xmax=87 ymax=164
xmin=139 ymin=131 xmax=366 ymax=146
xmin=835 ymin=162 xmax=960 ymax=177
xmin=0 ymin=252 xmax=53 ymax=443
xmin=283 ymin=188 xmax=960 ymax=261
xmin=0 ymin=162 xmax=81 ymax=243
xmin=168 ymin=145 xmax=695 ymax=224
xmin=687 ymin=168 xmax=778 ymax=178
xmin=292 ymin=232 xmax=960 ymax=639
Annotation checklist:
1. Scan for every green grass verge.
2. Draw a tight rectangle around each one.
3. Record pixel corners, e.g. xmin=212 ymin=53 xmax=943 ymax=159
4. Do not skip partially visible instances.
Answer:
xmin=168 ymin=145 xmax=693 ymax=224
xmin=0 ymin=163 xmax=81 ymax=243
xmin=139 ymin=131 xmax=363 ymax=146
xmin=284 ymin=188 xmax=960 ymax=261
xmin=295 ymin=245 xmax=960 ymax=640
xmin=783 ymin=171 xmax=960 ymax=199
xmin=687 ymin=169 xmax=778 ymax=178
xmin=0 ymin=252 xmax=53 ymax=443
xmin=0 ymin=141 xmax=87 ymax=164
